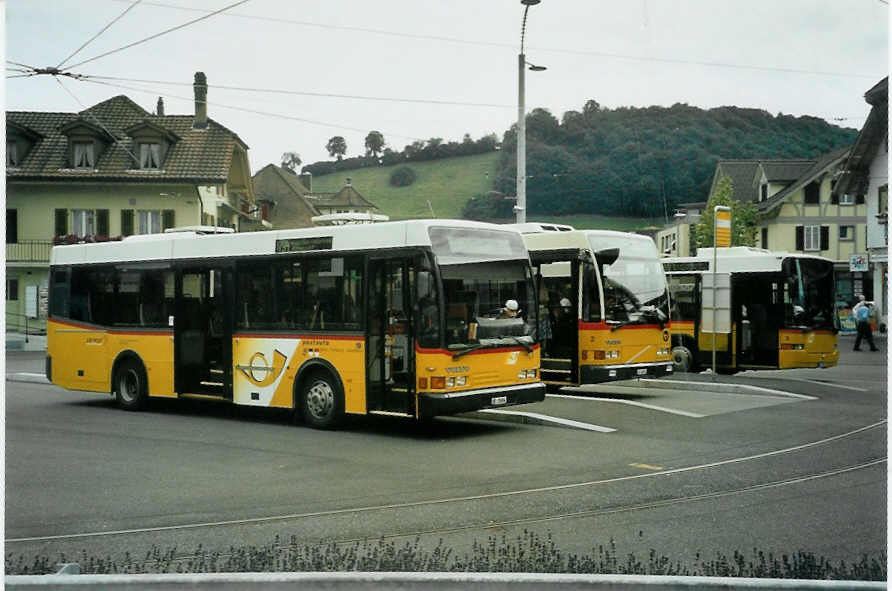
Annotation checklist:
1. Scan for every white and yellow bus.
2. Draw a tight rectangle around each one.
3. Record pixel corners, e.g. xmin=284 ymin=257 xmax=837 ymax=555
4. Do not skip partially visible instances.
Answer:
xmin=663 ymin=247 xmax=839 ymax=373
xmin=46 ymin=220 xmax=545 ymax=428
xmin=510 ymin=225 xmax=673 ymax=387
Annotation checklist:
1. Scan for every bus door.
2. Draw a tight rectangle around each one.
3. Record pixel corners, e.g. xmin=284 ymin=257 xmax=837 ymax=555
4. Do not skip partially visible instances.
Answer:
xmin=367 ymin=257 xmax=415 ymax=416
xmin=531 ymin=249 xmax=584 ymax=387
xmin=175 ymin=265 xmax=233 ymax=398
xmin=735 ymin=273 xmax=780 ymax=367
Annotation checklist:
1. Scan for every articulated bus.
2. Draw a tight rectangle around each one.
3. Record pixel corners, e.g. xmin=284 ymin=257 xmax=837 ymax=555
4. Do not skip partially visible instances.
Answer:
xmin=510 ymin=224 xmax=673 ymax=388
xmin=663 ymin=247 xmax=839 ymax=373
xmin=46 ymin=220 xmax=545 ymax=428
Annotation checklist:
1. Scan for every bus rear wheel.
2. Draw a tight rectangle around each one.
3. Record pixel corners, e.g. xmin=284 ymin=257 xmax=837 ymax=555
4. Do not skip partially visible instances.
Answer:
xmin=301 ymin=371 xmax=343 ymax=430
xmin=671 ymin=345 xmax=695 ymax=373
xmin=114 ymin=359 xmax=147 ymax=411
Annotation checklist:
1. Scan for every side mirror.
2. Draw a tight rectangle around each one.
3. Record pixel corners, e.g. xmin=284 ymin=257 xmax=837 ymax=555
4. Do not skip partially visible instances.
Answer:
xmin=595 ymin=248 xmax=620 ymax=267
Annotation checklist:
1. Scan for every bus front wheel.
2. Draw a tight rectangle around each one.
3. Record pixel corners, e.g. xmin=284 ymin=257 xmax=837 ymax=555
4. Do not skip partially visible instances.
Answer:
xmin=114 ymin=358 xmax=147 ymax=411
xmin=300 ymin=371 xmax=344 ymax=430
xmin=671 ymin=345 xmax=695 ymax=373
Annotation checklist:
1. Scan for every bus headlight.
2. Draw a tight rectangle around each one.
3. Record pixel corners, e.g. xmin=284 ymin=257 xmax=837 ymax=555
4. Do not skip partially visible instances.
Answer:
xmin=780 ymin=344 xmax=805 ymax=351
xmin=446 ymin=377 xmax=455 ymax=388
xmin=455 ymin=376 xmax=467 ymax=387
xmin=517 ymin=369 xmax=536 ymax=379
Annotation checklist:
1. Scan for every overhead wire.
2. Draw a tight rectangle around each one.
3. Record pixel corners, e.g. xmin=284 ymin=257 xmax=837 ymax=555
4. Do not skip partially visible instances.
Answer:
xmin=77 ymin=76 xmax=426 ymax=142
xmin=56 ymin=0 xmax=143 ymax=69
xmin=104 ymin=0 xmax=881 ymax=80
xmin=79 ymin=75 xmax=514 ymax=109
xmin=62 ymin=0 xmax=251 ymax=71
xmin=53 ymin=76 xmax=141 ymax=163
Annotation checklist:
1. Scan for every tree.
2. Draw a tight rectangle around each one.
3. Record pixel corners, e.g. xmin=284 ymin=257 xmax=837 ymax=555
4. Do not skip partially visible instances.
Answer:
xmin=364 ymin=131 xmax=385 ymax=158
xmin=692 ymin=175 xmax=759 ymax=248
xmin=280 ymin=151 xmax=301 ymax=174
xmin=326 ymin=136 xmax=347 ymax=161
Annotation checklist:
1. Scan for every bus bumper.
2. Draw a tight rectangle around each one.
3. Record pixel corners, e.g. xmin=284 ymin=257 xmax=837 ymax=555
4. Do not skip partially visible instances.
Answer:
xmin=580 ymin=361 xmax=674 ymax=383
xmin=418 ymin=382 xmax=546 ymax=418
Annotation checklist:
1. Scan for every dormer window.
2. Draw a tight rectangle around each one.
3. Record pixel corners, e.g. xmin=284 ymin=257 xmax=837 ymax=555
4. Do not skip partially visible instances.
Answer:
xmin=6 ymin=140 xmax=18 ymax=167
xmin=125 ymin=119 xmax=178 ymax=172
xmin=139 ymin=142 xmax=161 ymax=169
xmin=73 ymin=142 xmax=95 ymax=169
xmin=760 ymin=184 xmax=767 ymax=201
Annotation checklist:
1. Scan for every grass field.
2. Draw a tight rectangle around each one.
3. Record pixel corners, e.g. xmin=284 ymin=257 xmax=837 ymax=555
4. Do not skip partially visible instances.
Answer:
xmin=308 ymin=153 xmax=653 ymax=232
xmin=308 ymin=153 xmax=500 ymax=220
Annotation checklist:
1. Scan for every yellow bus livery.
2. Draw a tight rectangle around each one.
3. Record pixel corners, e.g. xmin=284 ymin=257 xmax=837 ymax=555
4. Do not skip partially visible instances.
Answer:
xmin=47 ymin=220 xmax=545 ymax=428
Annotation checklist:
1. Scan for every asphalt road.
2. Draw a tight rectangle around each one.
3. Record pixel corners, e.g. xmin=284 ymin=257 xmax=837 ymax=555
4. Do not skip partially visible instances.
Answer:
xmin=4 ymin=335 xmax=886 ymax=571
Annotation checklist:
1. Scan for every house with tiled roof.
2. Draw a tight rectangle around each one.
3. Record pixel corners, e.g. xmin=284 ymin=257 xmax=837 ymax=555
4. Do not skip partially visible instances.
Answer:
xmin=5 ymin=71 xmax=263 ymax=332
xmin=252 ymin=166 xmax=382 ymax=228
xmin=833 ymin=76 xmax=888 ymax=330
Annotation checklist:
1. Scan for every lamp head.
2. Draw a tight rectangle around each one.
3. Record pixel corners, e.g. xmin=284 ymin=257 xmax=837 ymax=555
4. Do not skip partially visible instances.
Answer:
xmin=521 ymin=0 xmax=541 ymax=5
xmin=528 ymin=64 xmax=547 ymax=71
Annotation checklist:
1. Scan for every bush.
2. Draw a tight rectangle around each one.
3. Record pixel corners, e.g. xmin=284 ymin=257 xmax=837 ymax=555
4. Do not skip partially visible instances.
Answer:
xmin=390 ymin=166 xmax=417 ymax=187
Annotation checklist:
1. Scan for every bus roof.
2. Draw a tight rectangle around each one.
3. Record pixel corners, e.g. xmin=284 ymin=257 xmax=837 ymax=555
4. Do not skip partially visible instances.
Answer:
xmin=49 ymin=219 xmax=526 ymax=266
xmin=663 ymin=246 xmax=833 ymax=274
xmin=519 ymin=228 xmax=654 ymax=252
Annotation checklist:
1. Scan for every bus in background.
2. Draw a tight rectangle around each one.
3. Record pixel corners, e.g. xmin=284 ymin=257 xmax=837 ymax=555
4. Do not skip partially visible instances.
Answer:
xmin=663 ymin=247 xmax=839 ymax=373
xmin=46 ymin=220 xmax=544 ymax=429
xmin=510 ymin=224 xmax=673 ymax=388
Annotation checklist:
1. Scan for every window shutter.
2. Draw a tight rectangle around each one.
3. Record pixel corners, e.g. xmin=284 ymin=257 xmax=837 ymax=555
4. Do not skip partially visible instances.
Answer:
xmin=820 ymin=226 xmax=829 ymax=251
xmin=97 ymin=209 xmax=109 ymax=236
xmin=795 ymin=226 xmax=804 ymax=251
xmin=55 ymin=209 xmax=68 ymax=237
xmin=856 ymin=193 xmax=865 ymax=204
xmin=121 ymin=210 xmax=134 ymax=236
xmin=162 ymin=209 xmax=175 ymax=231
xmin=761 ymin=227 xmax=768 ymax=249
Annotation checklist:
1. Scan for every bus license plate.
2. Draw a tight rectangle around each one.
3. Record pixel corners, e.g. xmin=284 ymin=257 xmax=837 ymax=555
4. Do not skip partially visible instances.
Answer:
xmin=491 ymin=396 xmax=508 ymax=405
xmin=637 ymin=368 xmax=647 ymax=375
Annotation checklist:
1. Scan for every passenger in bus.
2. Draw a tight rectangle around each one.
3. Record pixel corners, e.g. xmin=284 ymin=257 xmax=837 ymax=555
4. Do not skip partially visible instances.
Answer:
xmin=499 ymin=299 xmax=520 ymax=319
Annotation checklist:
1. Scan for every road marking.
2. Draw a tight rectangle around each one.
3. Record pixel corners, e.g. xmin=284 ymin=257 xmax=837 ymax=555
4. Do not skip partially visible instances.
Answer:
xmin=478 ymin=409 xmax=616 ymax=433
xmin=547 ymin=393 xmax=706 ymax=418
xmin=774 ymin=377 xmax=868 ymax=392
xmin=638 ymin=379 xmax=817 ymax=400
xmin=629 ymin=463 xmax=663 ymax=471
xmin=9 ymin=419 xmax=883 ymax=544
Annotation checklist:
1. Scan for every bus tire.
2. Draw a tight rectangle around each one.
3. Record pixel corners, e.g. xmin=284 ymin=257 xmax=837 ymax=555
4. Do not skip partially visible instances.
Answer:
xmin=300 ymin=371 xmax=344 ymax=430
xmin=114 ymin=358 xmax=148 ymax=411
xmin=671 ymin=345 xmax=695 ymax=373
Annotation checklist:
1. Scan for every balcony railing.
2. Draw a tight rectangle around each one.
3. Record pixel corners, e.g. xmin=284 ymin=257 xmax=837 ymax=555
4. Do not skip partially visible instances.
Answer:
xmin=6 ymin=240 xmax=53 ymax=263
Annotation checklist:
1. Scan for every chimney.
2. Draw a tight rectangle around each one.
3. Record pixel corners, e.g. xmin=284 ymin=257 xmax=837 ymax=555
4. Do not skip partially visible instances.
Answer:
xmin=345 ymin=177 xmax=352 ymax=187
xmin=299 ymin=172 xmax=312 ymax=192
xmin=156 ymin=97 xmax=164 ymax=116
xmin=193 ymin=71 xmax=207 ymax=129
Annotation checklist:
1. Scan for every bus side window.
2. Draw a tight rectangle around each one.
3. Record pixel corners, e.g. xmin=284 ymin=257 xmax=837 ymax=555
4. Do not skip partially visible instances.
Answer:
xmin=50 ymin=267 xmax=70 ymax=318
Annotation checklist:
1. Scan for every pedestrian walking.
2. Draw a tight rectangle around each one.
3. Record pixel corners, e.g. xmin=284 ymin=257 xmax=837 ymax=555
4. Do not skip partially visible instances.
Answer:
xmin=852 ymin=295 xmax=879 ymax=352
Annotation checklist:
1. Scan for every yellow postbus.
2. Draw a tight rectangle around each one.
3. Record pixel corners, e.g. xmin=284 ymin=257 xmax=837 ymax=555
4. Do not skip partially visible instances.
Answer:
xmin=46 ymin=220 xmax=545 ymax=428
xmin=663 ymin=247 xmax=839 ymax=373
xmin=509 ymin=224 xmax=673 ymax=388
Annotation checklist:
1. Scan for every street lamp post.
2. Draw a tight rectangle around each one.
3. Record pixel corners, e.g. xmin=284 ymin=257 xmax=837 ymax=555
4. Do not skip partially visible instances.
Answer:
xmin=515 ymin=0 xmax=543 ymax=224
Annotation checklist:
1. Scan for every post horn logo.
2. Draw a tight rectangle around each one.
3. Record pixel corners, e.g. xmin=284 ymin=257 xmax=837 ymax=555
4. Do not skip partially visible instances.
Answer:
xmin=237 ymin=350 xmax=287 ymax=387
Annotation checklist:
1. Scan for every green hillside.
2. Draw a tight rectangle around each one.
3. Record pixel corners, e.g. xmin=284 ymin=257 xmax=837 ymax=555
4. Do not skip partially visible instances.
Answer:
xmin=308 ymin=152 xmax=500 ymax=220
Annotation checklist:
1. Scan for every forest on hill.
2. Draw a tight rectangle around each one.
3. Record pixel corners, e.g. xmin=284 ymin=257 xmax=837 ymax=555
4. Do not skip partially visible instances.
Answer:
xmin=461 ymin=101 xmax=858 ymax=220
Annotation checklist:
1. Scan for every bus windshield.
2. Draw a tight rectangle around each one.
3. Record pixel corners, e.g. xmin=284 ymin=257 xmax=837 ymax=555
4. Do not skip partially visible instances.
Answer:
xmin=783 ymin=257 xmax=837 ymax=330
xmin=588 ymin=235 xmax=669 ymax=325
xmin=439 ymin=261 xmax=537 ymax=351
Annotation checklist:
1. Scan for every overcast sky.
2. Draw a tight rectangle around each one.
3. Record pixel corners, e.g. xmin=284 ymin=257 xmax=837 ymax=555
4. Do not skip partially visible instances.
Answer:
xmin=5 ymin=0 xmax=889 ymax=172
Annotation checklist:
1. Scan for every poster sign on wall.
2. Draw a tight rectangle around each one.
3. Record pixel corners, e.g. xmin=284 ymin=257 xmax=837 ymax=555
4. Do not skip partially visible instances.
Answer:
xmin=850 ymin=254 xmax=869 ymax=272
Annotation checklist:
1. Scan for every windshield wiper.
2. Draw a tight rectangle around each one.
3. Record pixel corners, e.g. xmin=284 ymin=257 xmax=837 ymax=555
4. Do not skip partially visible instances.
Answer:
xmin=608 ymin=319 xmax=638 ymax=332
xmin=509 ymin=336 xmax=533 ymax=353
xmin=450 ymin=343 xmax=487 ymax=359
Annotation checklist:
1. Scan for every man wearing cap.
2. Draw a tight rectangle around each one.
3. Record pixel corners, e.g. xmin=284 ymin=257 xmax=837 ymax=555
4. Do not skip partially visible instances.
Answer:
xmin=499 ymin=299 xmax=520 ymax=319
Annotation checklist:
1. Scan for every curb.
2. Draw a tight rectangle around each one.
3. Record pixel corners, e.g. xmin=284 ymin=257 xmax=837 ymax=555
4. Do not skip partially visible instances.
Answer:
xmin=7 ymin=373 xmax=51 ymax=385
